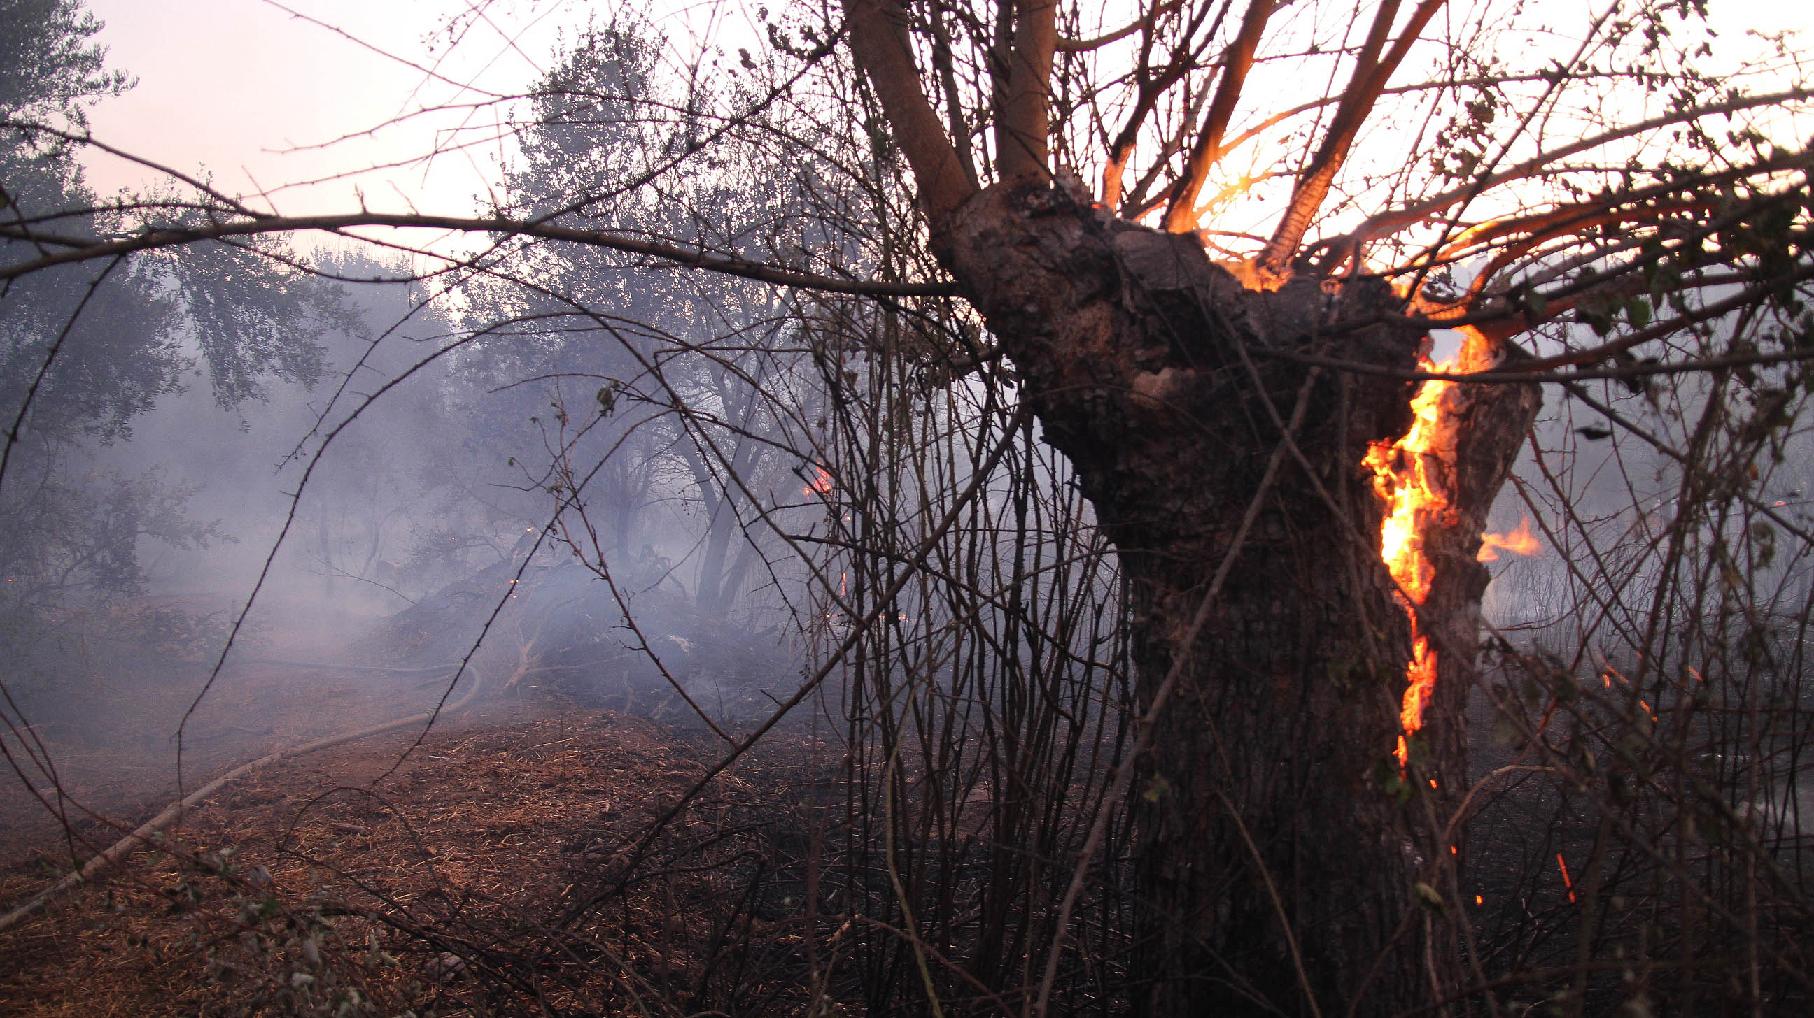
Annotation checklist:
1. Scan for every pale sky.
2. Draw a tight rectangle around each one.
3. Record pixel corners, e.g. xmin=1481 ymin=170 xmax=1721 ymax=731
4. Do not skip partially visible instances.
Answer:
xmin=81 ymin=0 xmax=568 ymax=218
xmin=73 ymin=0 xmax=1813 ymax=232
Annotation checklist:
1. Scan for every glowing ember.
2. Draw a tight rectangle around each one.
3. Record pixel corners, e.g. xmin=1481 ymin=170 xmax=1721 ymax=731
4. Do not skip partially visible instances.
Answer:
xmin=1365 ymin=327 xmax=1494 ymax=767
xmin=804 ymin=465 xmax=834 ymax=498
xmin=1478 ymin=516 xmax=1541 ymax=562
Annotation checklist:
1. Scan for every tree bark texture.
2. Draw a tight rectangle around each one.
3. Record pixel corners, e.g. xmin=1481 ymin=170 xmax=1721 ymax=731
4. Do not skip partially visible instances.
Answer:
xmin=935 ymin=181 xmax=1539 ymax=1015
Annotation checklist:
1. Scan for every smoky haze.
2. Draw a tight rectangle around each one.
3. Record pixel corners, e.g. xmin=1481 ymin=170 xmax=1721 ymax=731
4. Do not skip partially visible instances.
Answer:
xmin=0 ymin=14 xmax=868 ymax=853
xmin=0 ymin=234 xmax=823 ymax=845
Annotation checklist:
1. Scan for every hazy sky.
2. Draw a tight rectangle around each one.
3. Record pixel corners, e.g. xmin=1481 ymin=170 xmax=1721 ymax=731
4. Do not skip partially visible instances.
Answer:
xmin=80 ymin=0 xmax=563 ymax=218
xmin=73 ymin=0 xmax=1813 ymax=228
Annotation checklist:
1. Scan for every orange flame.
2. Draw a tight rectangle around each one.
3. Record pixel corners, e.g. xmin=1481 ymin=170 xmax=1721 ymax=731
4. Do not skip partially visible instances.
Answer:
xmin=1478 ymin=516 xmax=1541 ymax=562
xmin=804 ymin=465 xmax=834 ymax=498
xmin=1365 ymin=327 xmax=1494 ymax=767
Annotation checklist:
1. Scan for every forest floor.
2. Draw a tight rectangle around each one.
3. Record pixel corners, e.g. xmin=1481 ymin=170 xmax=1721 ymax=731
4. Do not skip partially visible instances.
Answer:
xmin=0 ymin=686 xmax=833 ymax=1016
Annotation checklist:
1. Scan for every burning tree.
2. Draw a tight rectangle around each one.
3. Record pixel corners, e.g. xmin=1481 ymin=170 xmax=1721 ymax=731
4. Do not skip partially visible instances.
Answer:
xmin=2 ymin=0 xmax=1812 ymax=1014
xmin=832 ymin=1 xmax=1809 ymax=1012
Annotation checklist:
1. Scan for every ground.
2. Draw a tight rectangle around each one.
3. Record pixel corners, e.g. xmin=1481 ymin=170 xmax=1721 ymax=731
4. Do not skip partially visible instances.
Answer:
xmin=0 ymin=687 xmax=832 ymax=1016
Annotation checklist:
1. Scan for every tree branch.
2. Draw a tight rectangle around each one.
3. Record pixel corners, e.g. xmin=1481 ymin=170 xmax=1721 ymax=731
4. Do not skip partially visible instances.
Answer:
xmin=0 ymin=212 xmax=960 ymax=297
xmin=843 ymin=0 xmax=978 ymax=226
xmin=996 ymin=0 xmax=1060 ymax=183
xmin=926 ymin=2 xmax=982 ymax=190
xmin=1056 ymin=1 xmax=1180 ymax=52
xmin=1161 ymin=0 xmax=1274 ymax=232
xmin=1333 ymin=89 xmax=1814 ymax=259
xmin=1257 ymin=0 xmax=1447 ymax=277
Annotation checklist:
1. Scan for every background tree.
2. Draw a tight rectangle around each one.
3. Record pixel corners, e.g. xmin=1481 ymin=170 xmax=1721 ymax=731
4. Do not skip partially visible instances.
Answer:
xmin=0 ymin=0 xmax=340 ymax=677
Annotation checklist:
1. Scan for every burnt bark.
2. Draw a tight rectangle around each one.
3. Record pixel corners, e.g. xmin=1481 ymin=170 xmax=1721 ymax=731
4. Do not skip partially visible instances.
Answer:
xmin=935 ymin=181 xmax=1539 ymax=1015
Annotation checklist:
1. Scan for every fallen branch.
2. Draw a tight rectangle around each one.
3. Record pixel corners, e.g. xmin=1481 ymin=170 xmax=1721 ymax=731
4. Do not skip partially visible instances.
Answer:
xmin=0 ymin=664 xmax=491 ymax=934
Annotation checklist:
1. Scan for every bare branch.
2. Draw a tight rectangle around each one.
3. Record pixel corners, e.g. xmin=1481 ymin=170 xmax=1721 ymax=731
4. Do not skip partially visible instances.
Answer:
xmin=996 ymin=0 xmax=1060 ymax=183
xmin=1161 ymin=0 xmax=1274 ymax=232
xmin=1340 ymin=88 xmax=1814 ymax=261
xmin=843 ymin=0 xmax=979 ymax=225
xmin=1056 ymin=2 xmax=1180 ymax=53
xmin=0 ymin=211 xmax=959 ymax=296
xmin=1257 ymin=0 xmax=1447 ymax=277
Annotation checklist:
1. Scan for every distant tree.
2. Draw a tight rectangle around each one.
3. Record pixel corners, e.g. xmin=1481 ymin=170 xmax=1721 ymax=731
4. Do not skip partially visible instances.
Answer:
xmin=0 ymin=0 xmax=338 ymax=649
xmin=463 ymin=23 xmax=818 ymax=614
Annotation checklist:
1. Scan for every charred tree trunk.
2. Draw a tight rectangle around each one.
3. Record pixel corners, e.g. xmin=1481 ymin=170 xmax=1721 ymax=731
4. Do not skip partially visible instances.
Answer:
xmin=937 ymin=181 xmax=1538 ymax=1015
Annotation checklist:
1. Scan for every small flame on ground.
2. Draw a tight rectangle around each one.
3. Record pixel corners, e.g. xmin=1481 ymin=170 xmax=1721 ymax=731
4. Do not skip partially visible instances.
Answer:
xmin=1478 ymin=516 xmax=1541 ymax=562
xmin=804 ymin=465 xmax=834 ymax=498
xmin=1556 ymin=851 xmax=1577 ymax=904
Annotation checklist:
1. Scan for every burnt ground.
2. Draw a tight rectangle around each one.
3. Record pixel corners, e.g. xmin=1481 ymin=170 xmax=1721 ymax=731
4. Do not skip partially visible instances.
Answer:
xmin=0 ymin=687 xmax=842 ymax=1016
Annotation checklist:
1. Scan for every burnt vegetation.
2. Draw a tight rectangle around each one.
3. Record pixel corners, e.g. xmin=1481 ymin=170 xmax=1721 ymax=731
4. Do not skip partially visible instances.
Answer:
xmin=1 ymin=0 xmax=1812 ymax=1015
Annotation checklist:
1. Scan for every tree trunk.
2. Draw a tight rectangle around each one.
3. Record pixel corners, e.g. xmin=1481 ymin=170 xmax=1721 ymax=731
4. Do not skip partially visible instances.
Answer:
xmin=695 ymin=494 xmax=738 ymax=614
xmin=936 ymin=181 xmax=1538 ymax=1015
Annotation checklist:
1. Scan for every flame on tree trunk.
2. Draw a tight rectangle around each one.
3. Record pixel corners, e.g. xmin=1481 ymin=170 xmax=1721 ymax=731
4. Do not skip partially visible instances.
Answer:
xmin=936 ymin=182 xmax=1539 ymax=1015
xmin=1364 ymin=326 xmax=1500 ymax=770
